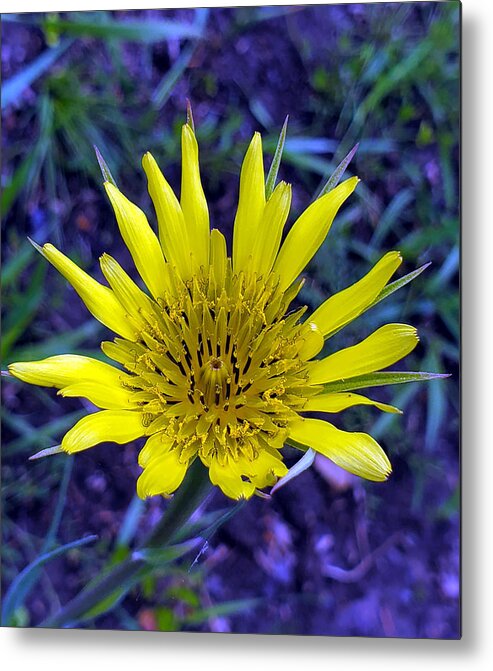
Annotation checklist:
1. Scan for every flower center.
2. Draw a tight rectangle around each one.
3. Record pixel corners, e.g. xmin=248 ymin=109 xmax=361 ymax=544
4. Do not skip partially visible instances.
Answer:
xmin=200 ymin=356 xmax=230 ymax=408
xmin=104 ymin=262 xmax=321 ymax=465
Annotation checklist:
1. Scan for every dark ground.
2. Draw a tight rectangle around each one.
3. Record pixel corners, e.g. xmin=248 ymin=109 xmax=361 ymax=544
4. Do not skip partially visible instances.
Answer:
xmin=1 ymin=3 xmax=460 ymax=637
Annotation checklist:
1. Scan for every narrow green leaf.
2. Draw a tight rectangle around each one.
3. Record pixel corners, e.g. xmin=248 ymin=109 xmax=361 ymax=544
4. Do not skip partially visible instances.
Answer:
xmin=38 ymin=17 xmax=203 ymax=43
xmin=1 ymin=243 xmax=35 ymax=287
xmin=321 ymin=371 xmax=450 ymax=394
xmin=152 ymin=43 xmax=197 ymax=110
xmin=1 ymin=40 xmax=72 ymax=109
xmin=271 ymin=448 xmax=315 ymax=494
xmin=172 ymin=502 xmax=244 ymax=544
xmin=371 ymin=261 xmax=432 ymax=307
xmin=265 ymin=115 xmax=289 ymax=199
xmin=94 ymin=146 xmax=117 ymax=187
xmin=132 ymin=538 xmax=202 ymax=566
xmin=424 ymin=350 xmax=447 ymax=452
xmin=1 ymin=535 xmax=97 ymax=626
xmin=116 ymin=495 xmax=145 ymax=550
xmin=185 ymin=598 xmax=261 ymax=624
xmin=1 ymin=155 xmax=35 ymax=216
xmin=318 ymin=142 xmax=359 ymax=198
xmin=370 ymin=187 xmax=414 ymax=246
xmin=194 ymin=500 xmax=246 ymax=541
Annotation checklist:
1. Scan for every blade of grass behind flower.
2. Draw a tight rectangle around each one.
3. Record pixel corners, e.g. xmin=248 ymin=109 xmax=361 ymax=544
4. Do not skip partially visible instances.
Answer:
xmin=370 ymin=187 xmax=414 ymax=246
xmin=1 ymin=535 xmax=97 ymax=626
xmin=1 ymin=40 xmax=72 ymax=109
xmin=185 ymin=597 xmax=261 ymax=625
xmin=1 ymin=242 xmax=35 ymax=287
xmin=115 ymin=495 xmax=146 ymax=551
xmin=152 ymin=43 xmax=197 ymax=110
xmin=38 ymin=15 xmax=204 ymax=43
xmin=1 ymin=155 xmax=36 ymax=217
xmin=423 ymin=349 xmax=447 ymax=452
xmin=1 ymin=261 xmax=47 ymax=361
xmin=10 ymin=320 xmax=102 ymax=363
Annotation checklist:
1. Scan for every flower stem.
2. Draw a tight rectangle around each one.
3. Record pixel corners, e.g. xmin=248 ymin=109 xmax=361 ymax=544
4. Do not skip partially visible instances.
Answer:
xmin=40 ymin=460 xmax=213 ymax=628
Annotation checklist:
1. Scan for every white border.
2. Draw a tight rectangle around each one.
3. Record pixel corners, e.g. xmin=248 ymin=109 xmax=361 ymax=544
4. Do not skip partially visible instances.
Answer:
xmin=3 ymin=0 xmax=493 ymax=669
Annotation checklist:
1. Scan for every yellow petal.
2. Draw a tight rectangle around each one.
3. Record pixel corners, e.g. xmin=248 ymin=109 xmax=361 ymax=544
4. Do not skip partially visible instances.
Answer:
xmin=298 ymin=321 xmax=325 ymax=361
xmin=308 ymin=323 xmax=419 ymax=385
xmin=138 ymin=432 xmax=174 ymax=468
xmin=137 ymin=448 xmax=188 ymax=498
xmin=104 ymin=182 xmax=167 ymax=300
xmin=142 ymin=152 xmax=192 ymax=279
xmin=273 ymin=177 xmax=358 ymax=291
xmin=205 ymin=455 xmax=256 ymax=500
xmin=210 ymin=228 xmax=227 ymax=288
xmin=232 ymin=132 xmax=266 ymax=273
xmin=59 ymin=381 xmax=137 ymax=410
xmin=288 ymin=417 xmax=392 ymax=482
xmin=99 ymin=253 xmax=156 ymax=328
xmin=8 ymin=354 xmax=129 ymax=389
xmin=251 ymin=181 xmax=292 ymax=277
xmin=181 ymin=124 xmax=210 ymax=269
xmin=303 ymin=392 xmax=401 ymax=414
xmin=238 ymin=451 xmax=288 ymax=489
xmin=61 ymin=410 xmax=145 ymax=453
xmin=35 ymin=243 xmax=137 ymax=340
xmin=311 ymin=251 xmax=402 ymax=338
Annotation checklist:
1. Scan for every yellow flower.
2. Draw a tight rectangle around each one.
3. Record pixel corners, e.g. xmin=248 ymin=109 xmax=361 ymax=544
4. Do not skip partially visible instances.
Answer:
xmin=8 ymin=123 xmax=421 ymax=500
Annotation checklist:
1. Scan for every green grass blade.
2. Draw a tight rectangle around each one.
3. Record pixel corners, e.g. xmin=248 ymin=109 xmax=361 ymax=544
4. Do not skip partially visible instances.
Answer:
xmin=185 ymin=598 xmax=261 ymax=625
xmin=152 ymin=43 xmax=197 ymax=110
xmin=133 ymin=538 xmax=203 ymax=566
xmin=115 ymin=495 xmax=146 ymax=550
xmin=1 ymin=40 xmax=72 ymax=109
xmin=1 ymin=243 xmax=35 ymax=287
xmin=40 ymin=16 xmax=203 ymax=43
xmin=1 ymin=535 xmax=97 ymax=626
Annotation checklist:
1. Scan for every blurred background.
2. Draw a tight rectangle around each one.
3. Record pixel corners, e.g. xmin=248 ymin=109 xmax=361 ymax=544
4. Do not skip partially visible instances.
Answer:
xmin=1 ymin=3 xmax=460 ymax=637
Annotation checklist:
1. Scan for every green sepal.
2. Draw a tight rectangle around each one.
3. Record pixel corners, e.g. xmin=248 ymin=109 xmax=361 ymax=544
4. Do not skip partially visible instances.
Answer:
xmin=265 ymin=115 xmax=289 ymax=199
xmin=371 ymin=261 xmax=432 ymax=307
xmin=94 ymin=145 xmax=117 ymax=187
xmin=321 ymin=371 xmax=450 ymax=394
xmin=29 ymin=444 xmax=63 ymax=460
xmin=271 ymin=448 xmax=316 ymax=494
xmin=318 ymin=142 xmax=359 ymax=198
xmin=186 ymin=98 xmax=195 ymax=132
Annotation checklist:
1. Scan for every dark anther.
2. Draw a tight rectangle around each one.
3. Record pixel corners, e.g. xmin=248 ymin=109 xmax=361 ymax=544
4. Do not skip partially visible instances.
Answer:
xmin=243 ymin=355 xmax=253 ymax=375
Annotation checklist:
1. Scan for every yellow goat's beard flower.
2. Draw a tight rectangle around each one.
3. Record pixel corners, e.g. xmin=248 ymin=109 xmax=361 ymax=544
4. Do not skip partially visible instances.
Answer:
xmin=9 ymin=123 xmax=420 ymax=500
